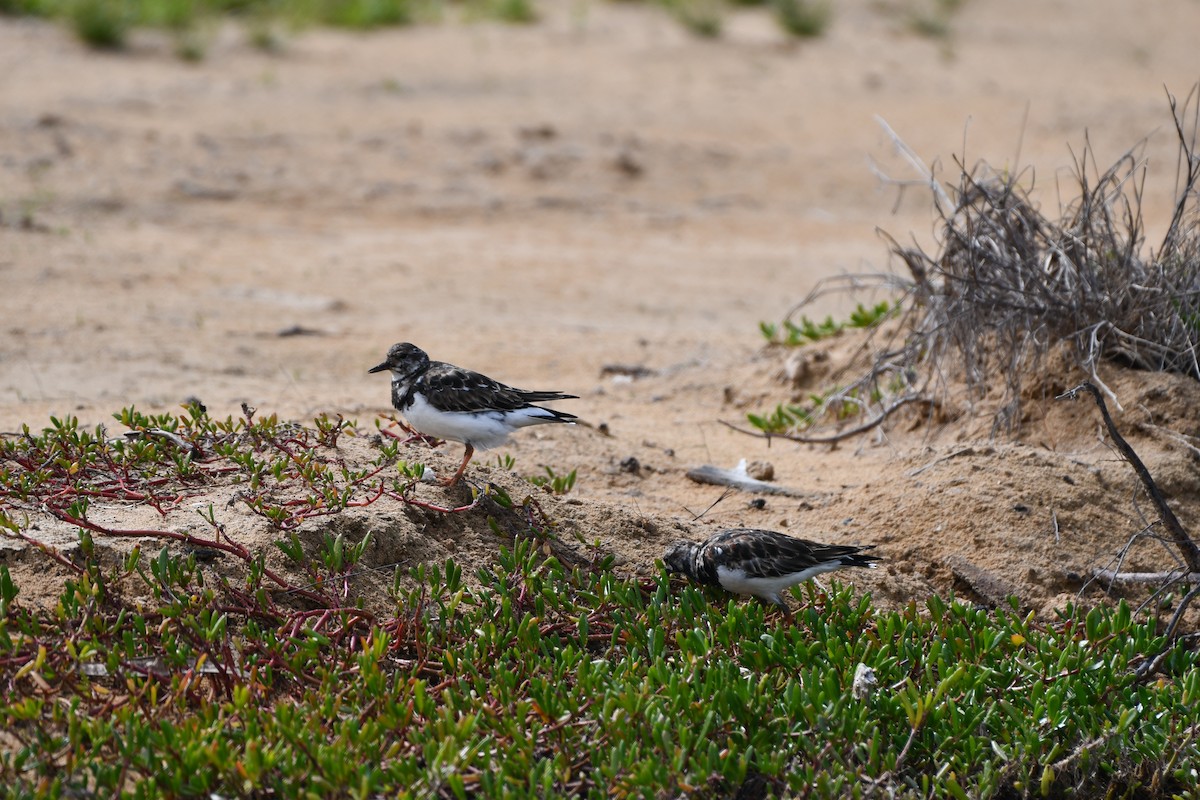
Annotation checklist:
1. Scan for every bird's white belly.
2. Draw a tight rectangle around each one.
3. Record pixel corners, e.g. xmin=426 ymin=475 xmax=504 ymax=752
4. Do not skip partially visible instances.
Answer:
xmin=403 ymin=393 xmax=559 ymax=450
xmin=716 ymin=563 xmax=839 ymax=602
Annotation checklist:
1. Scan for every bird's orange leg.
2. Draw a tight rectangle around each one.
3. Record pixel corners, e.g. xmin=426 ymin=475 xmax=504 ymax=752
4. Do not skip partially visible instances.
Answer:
xmin=439 ymin=444 xmax=475 ymax=487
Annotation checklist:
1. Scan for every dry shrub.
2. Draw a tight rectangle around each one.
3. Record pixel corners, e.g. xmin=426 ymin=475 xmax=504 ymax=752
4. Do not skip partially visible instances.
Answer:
xmin=872 ymin=88 xmax=1200 ymax=432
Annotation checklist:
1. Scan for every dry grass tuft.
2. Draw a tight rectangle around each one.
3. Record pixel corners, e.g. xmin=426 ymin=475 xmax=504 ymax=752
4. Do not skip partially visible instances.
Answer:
xmin=879 ymin=87 xmax=1200 ymax=431
xmin=757 ymin=87 xmax=1200 ymax=443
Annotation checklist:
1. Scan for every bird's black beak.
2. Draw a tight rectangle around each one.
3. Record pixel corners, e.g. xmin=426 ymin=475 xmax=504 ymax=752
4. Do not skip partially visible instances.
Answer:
xmin=368 ymin=362 xmax=390 ymax=374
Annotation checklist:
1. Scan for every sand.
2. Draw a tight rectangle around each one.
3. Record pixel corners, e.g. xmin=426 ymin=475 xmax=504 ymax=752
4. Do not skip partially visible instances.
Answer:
xmin=2 ymin=0 xmax=1200 ymax=617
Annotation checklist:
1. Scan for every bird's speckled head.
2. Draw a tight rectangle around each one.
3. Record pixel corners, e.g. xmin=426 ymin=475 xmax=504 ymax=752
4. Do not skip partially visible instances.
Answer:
xmin=662 ymin=540 xmax=699 ymax=575
xmin=368 ymin=342 xmax=430 ymax=380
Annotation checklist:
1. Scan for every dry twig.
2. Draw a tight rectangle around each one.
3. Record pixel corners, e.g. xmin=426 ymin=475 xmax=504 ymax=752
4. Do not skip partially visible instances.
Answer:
xmin=1092 ymin=569 xmax=1200 ymax=585
xmin=1057 ymin=380 xmax=1200 ymax=679
xmin=1057 ymin=381 xmax=1200 ymax=573
xmin=721 ymin=394 xmax=930 ymax=445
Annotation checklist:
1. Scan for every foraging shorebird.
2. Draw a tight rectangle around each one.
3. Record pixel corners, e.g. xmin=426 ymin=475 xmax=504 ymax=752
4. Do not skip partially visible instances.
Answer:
xmin=369 ymin=342 xmax=577 ymax=487
xmin=663 ymin=528 xmax=880 ymax=613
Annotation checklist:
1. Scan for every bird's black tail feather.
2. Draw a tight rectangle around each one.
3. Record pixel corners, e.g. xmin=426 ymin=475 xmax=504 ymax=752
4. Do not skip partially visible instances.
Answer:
xmin=838 ymin=546 xmax=881 ymax=569
xmin=529 ymin=406 xmax=578 ymax=423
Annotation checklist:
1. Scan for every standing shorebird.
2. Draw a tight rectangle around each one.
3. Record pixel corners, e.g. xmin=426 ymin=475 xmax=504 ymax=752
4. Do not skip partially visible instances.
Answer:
xmin=663 ymin=528 xmax=880 ymax=615
xmin=369 ymin=342 xmax=578 ymax=487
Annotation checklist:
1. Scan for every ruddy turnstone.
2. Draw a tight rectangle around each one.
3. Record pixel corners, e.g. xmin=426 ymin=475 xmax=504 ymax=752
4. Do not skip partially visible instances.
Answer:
xmin=369 ymin=342 xmax=578 ymax=487
xmin=663 ymin=528 xmax=880 ymax=612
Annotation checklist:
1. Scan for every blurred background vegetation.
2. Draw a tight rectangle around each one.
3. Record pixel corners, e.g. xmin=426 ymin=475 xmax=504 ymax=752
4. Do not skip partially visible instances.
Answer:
xmin=0 ymin=0 xmax=970 ymax=60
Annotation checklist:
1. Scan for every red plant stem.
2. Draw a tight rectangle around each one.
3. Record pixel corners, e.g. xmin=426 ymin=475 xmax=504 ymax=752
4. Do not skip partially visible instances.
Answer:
xmin=242 ymin=470 xmax=391 ymax=528
xmin=2 ymin=527 xmax=84 ymax=573
xmin=346 ymin=480 xmax=387 ymax=507
xmin=383 ymin=490 xmax=481 ymax=514
xmin=47 ymin=507 xmax=330 ymax=605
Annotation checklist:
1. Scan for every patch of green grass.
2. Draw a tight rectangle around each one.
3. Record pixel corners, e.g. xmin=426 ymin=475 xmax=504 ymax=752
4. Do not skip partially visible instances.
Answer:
xmin=0 ymin=0 xmax=842 ymax=53
xmin=760 ymin=299 xmax=898 ymax=347
xmin=748 ymin=369 xmax=912 ymax=436
xmin=660 ymin=0 xmax=723 ymax=37
xmin=467 ymin=0 xmax=535 ymax=23
xmin=68 ymin=0 xmax=132 ymax=49
xmin=143 ymin=0 xmax=198 ymax=28
xmin=772 ymin=0 xmax=829 ymax=38
xmin=901 ymin=0 xmax=967 ymax=39
xmin=528 ymin=465 xmax=577 ymax=495
xmin=2 ymin=407 xmax=1199 ymax=796
xmin=318 ymin=0 xmax=412 ymax=28
xmin=746 ymin=383 xmax=882 ymax=434
xmin=1 ymin=527 xmax=1197 ymax=796
xmin=0 ymin=405 xmax=467 ymax=557
xmin=0 ymin=0 xmax=54 ymax=14
xmin=746 ymin=400 xmax=814 ymax=434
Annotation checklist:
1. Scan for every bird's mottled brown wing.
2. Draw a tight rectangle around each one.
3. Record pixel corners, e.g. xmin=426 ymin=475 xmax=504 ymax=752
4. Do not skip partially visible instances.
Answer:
xmin=703 ymin=528 xmax=877 ymax=579
xmin=419 ymin=363 xmax=577 ymax=415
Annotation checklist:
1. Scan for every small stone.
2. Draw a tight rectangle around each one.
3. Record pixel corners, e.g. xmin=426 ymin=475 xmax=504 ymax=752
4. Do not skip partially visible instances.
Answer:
xmin=852 ymin=663 xmax=877 ymax=700
xmin=612 ymin=148 xmax=644 ymax=177
xmin=744 ymin=460 xmax=774 ymax=481
xmin=782 ymin=351 xmax=810 ymax=387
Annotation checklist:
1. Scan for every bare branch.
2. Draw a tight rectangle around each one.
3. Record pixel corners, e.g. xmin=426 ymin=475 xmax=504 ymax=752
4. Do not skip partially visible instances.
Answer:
xmin=721 ymin=395 xmax=931 ymax=445
xmin=1057 ymin=381 xmax=1200 ymax=573
xmin=874 ymin=115 xmax=953 ymax=211
xmin=1092 ymin=569 xmax=1200 ymax=585
xmin=1134 ymin=585 xmax=1200 ymax=682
